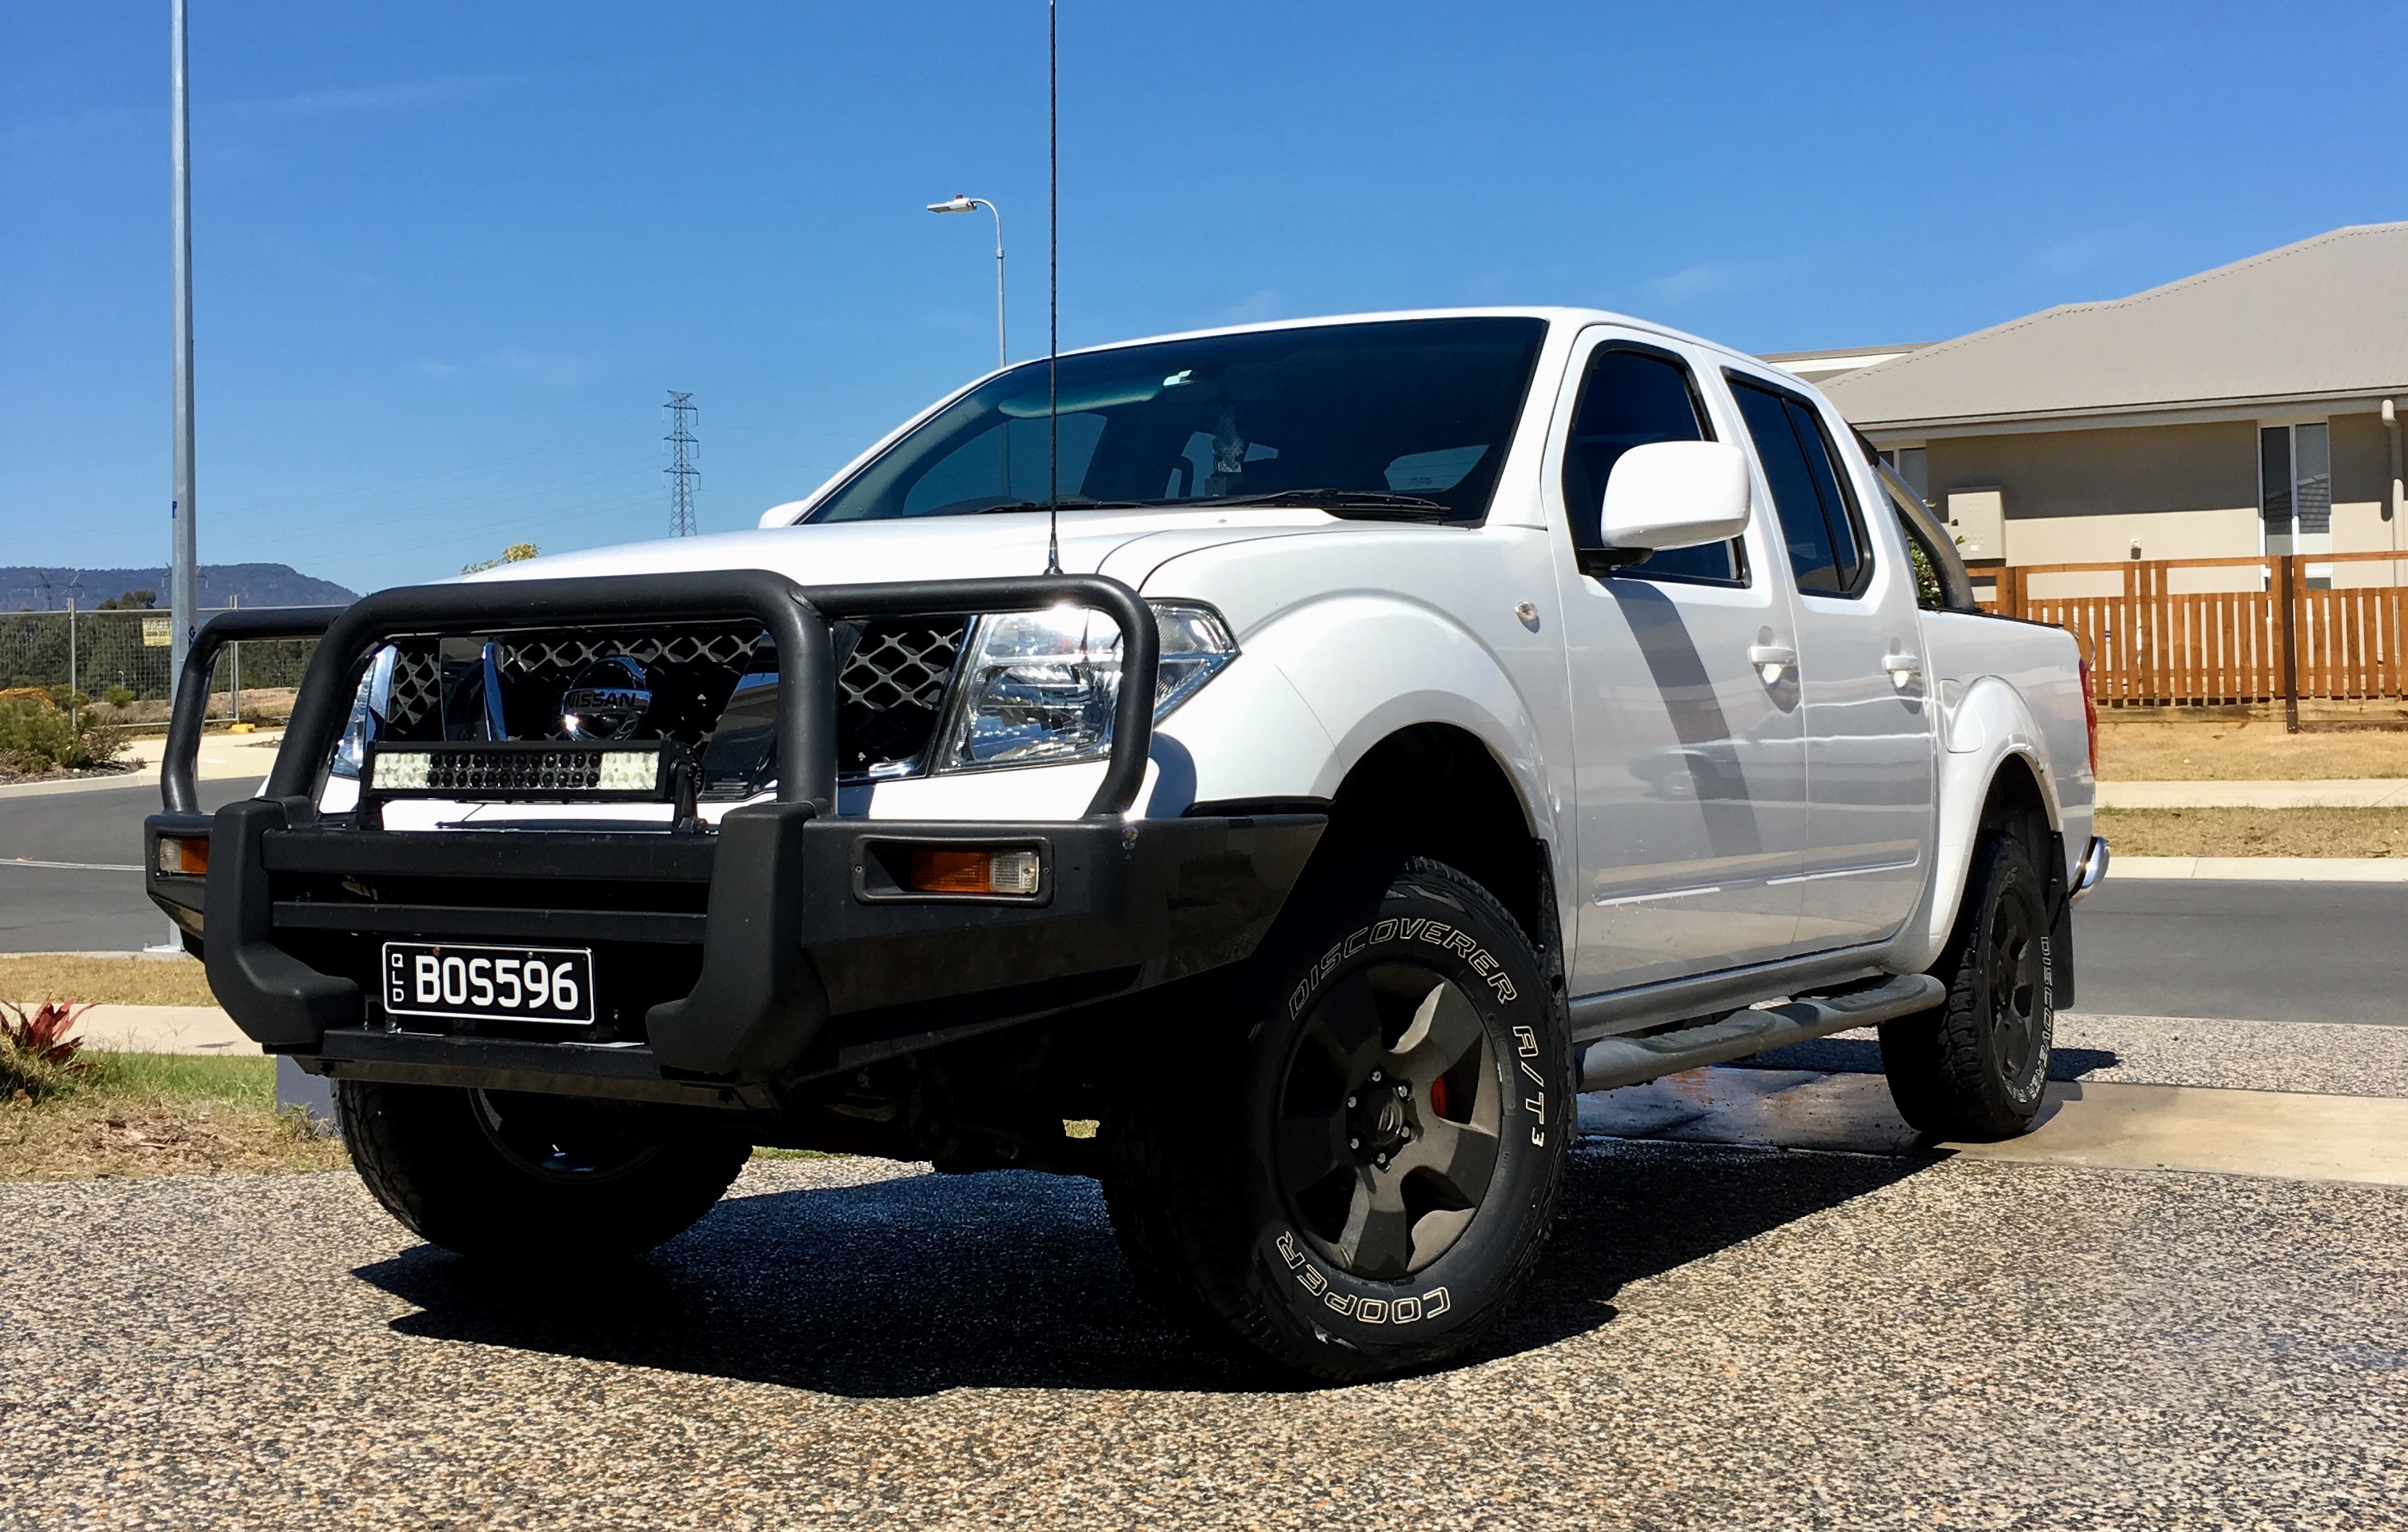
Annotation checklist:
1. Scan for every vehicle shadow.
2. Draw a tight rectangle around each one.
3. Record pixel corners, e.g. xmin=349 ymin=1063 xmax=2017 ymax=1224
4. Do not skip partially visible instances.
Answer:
xmin=354 ymin=1142 xmax=1933 ymax=1399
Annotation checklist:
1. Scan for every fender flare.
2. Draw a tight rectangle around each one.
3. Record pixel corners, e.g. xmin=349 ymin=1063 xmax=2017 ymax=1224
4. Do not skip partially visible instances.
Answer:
xmin=1891 ymin=675 xmax=2069 ymax=974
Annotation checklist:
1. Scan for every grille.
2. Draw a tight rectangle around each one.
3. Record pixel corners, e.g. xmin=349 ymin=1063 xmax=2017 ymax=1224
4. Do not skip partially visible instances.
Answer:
xmin=373 ymin=617 xmax=970 ymax=781
xmin=839 ymin=621 xmax=965 ymax=774
xmin=495 ymin=628 xmax=764 ymax=678
xmin=385 ymin=649 xmax=442 ymax=732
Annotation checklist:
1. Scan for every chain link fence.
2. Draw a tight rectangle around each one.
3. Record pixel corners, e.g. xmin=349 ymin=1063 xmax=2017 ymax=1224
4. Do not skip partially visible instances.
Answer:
xmin=0 ymin=608 xmax=318 ymax=723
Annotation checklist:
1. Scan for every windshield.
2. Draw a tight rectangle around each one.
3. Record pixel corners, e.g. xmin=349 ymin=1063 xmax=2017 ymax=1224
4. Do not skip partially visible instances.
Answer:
xmin=805 ymin=317 xmax=1548 ymax=525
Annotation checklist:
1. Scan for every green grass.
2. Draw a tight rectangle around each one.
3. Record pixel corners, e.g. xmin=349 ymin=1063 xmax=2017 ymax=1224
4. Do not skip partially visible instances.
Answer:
xmin=80 ymin=1051 xmax=275 ymax=1106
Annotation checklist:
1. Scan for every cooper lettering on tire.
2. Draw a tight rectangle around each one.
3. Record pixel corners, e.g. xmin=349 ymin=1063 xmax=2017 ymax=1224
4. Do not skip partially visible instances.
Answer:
xmin=1104 ymin=855 xmax=1571 ymax=1383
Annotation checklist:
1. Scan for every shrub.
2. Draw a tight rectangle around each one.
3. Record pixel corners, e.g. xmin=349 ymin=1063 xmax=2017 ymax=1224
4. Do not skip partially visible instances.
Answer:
xmin=0 ymin=694 xmax=128 ymax=775
xmin=102 ymin=684 xmax=136 ymax=708
xmin=1 ymin=1000 xmax=90 ymax=1103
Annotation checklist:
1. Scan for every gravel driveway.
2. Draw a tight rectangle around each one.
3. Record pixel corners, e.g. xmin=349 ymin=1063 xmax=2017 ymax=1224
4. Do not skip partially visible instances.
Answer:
xmin=5 ymin=1139 xmax=2403 ymax=1529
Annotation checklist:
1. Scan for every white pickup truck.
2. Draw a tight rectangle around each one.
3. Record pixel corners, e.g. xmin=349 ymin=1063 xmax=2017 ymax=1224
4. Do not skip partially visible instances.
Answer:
xmin=147 ymin=309 xmax=2104 ymax=1381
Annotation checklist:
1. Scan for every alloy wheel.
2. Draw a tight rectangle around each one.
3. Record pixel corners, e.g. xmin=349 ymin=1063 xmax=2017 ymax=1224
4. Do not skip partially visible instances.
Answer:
xmin=472 ymin=1090 xmax=665 ymax=1184
xmin=1986 ymin=897 xmax=2042 ymax=1087
xmin=1274 ymin=962 xmax=1503 ymax=1280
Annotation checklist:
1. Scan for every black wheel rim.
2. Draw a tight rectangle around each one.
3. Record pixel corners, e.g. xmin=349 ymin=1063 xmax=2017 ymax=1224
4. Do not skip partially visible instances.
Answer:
xmin=472 ymin=1090 xmax=662 ymax=1184
xmin=1274 ymin=962 xmax=1502 ymax=1280
xmin=1986 ymin=895 xmax=2043 ymax=1087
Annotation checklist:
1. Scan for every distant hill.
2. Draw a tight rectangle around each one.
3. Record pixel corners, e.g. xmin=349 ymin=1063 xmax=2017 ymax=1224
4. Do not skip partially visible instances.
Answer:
xmin=0 ymin=564 xmax=359 ymax=612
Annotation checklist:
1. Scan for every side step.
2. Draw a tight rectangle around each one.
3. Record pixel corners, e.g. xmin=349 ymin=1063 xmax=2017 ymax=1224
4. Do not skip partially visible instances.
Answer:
xmin=1578 ymin=971 xmax=1945 ymax=1093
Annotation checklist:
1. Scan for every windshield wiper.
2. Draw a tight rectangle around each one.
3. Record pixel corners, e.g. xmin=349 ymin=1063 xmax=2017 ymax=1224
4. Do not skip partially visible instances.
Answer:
xmin=976 ymin=497 xmax=1128 ymax=513
xmin=975 ymin=490 xmax=1456 ymax=521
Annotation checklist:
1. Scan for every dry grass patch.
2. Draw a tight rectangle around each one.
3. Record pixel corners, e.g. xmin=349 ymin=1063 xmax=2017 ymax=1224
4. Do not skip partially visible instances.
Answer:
xmin=0 ymin=1052 xmax=346 ymax=1181
xmin=0 ymin=954 xmax=218 ymax=1007
xmin=2099 ymin=719 xmax=2408 ymax=781
xmin=2095 ymin=806 xmax=2408 ymax=859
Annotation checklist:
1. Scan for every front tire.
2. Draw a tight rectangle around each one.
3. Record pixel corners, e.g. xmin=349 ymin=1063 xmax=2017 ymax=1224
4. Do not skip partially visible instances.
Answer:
xmin=1104 ymin=856 xmax=1571 ymax=1382
xmin=1879 ymin=824 xmax=2056 ymax=1139
xmin=337 ymin=1079 xmax=751 ymax=1261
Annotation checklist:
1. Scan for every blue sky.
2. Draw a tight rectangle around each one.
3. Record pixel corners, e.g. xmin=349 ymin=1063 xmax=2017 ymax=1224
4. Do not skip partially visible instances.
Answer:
xmin=4 ymin=2 xmax=2404 ymax=596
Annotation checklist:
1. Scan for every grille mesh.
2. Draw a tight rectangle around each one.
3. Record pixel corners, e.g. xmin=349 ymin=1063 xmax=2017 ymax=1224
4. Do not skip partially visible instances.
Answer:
xmin=375 ymin=618 xmax=969 ymax=780
xmin=839 ymin=622 xmax=965 ymax=773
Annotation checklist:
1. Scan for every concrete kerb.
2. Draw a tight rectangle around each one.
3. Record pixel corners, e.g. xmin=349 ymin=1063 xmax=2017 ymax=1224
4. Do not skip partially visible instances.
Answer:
xmin=2110 ymin=856 xmax=2408 ymax=880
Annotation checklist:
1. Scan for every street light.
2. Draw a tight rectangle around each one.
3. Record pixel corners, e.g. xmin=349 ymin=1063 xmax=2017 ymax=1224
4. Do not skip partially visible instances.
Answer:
xmin=926 ymin=194 xmax=1006 ymax=370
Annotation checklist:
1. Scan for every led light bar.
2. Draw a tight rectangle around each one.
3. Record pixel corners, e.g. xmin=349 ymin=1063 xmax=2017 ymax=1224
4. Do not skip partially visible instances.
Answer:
xmin=363 ymin=742 xmax=665 ymax=800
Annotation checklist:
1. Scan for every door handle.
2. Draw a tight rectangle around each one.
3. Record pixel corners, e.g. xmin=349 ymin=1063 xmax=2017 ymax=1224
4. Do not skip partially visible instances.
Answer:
xmin=1746 ymin=643 xmax=1796 ymax=684
xmin=1882 ymin=652 xmax=1923 ymax=688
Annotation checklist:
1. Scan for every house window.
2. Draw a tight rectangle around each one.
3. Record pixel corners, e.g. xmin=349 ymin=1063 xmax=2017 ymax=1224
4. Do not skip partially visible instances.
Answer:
xmin=1879 ymin=446 xmax=1929 ymax=502
xmin=2260 ymin=421 xmax=2333 ymax=585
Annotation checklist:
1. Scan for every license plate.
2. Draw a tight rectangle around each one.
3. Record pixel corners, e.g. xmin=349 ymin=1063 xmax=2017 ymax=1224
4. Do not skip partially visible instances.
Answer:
xmin=381 ymin=942 xmax=595 ymax=1026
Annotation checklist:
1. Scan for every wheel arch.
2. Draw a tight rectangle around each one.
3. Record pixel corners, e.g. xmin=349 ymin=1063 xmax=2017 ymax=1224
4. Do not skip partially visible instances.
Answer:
xmin=1300 ymin=721 xmax=1559 ymax=963
xmin=1893 ymin=677 xmax=2074 ymax=975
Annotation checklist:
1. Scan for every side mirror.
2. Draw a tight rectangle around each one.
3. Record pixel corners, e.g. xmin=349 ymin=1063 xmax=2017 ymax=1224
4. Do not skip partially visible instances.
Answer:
xmin=1599 ymin=440 xmax=1751 ymax=551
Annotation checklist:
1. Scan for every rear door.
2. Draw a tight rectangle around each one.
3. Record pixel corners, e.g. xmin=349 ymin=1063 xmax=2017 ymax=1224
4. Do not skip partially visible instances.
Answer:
xmin=1550 ymin=329 xmax=1807 ymax=991
xmin=1720 ymin=368 xmax=1936 ymax=951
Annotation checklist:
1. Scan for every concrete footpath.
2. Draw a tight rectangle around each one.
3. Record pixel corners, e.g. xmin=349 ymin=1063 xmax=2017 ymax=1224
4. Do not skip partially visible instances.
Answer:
xmin=2098 ymin=776 xmax=2408 ymax=808
xmin=0 ymin=729 xmax=282 ymax=801
xmin=42 ymin=1003 xmax=262 ymax=1056
xmin=1586 ymin=1067 xmax=2408 ymax=1186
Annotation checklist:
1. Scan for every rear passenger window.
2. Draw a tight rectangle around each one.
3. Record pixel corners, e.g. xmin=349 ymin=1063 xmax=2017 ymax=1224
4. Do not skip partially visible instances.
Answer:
xmin=1562 ymin=345 xmax=1744 ymax=585
xmin=1727 ymin=377 xmax=1873 ymax=596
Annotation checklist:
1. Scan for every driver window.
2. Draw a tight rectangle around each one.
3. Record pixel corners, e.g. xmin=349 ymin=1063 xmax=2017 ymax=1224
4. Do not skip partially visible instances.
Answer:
xmin=1563 ymin=345 xmax=1745 ymax=585
xmin=900 ymin=413 xmax=1108 ymax=517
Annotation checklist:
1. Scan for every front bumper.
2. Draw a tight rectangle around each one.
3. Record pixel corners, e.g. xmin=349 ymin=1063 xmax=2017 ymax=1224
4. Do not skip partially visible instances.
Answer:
xmin=140 ymin=569 xmax=1321 ymax=1108
xmin=150 ymin=800 xmax=1321 ymax=1106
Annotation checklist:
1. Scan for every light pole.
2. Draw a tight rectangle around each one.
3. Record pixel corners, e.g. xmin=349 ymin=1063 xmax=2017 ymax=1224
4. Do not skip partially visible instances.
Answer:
xmin=926 ymin=194 xmax=1005 ymax=370
xmin=170 ymin=0 xmax=198 ymax=709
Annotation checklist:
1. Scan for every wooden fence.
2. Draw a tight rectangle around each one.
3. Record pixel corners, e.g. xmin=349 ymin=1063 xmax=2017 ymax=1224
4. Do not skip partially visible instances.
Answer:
xmin=1981 ymin=550 xmax=2408 ymax=716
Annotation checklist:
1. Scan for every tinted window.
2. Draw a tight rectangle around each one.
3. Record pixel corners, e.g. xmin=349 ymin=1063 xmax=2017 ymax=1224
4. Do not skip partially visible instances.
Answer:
xmin=1730 ymin=378 xmax=1871 ymax=596
xmin=808 ymin=317 xmax=1548 ymax=525
xmin=1562 ymin=346 xmax=1743 ymax=584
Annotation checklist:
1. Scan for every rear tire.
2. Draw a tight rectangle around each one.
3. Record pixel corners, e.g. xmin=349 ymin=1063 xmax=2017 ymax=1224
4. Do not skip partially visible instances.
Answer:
xmin=1102 ymin=856 xmax=1570 ymax=1382
xmin=337 ymin=1079 xmax=750 ymax=1261
xmin=1879 ymin=825 xmax=2055 ymax=1139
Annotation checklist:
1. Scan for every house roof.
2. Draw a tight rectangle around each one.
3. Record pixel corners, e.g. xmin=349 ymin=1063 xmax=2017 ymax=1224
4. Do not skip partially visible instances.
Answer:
xmin=1757 ymin=342 xmax=1932 ymax=384
xmin=1821 ymin=222 xmax=2408 ymax=432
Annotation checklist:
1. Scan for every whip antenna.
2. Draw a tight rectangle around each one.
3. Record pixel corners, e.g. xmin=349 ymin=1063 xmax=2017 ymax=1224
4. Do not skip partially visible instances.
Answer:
xmin=1044 ymin=0 xmax=1061 ymax=575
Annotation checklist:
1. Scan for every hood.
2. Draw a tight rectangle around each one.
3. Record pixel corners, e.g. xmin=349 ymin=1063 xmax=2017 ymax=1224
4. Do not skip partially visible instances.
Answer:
xmin=459 ymin=507 xmax=1370 ymax=596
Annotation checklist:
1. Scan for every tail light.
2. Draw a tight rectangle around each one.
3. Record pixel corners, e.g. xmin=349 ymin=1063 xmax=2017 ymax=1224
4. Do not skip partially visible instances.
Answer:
xmin=2079 ymin=657 xmax=2099 ymax=776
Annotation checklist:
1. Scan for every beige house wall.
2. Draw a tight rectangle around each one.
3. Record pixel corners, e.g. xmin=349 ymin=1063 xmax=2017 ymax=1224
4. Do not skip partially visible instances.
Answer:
xmin=1915 ymin=410 xmax=2405 ymax=586
xmin=1925 ymin=421 xmax=2258 ymax=529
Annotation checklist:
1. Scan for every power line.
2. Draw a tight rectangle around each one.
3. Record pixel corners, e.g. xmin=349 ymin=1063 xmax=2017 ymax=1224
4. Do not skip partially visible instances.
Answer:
xmin=665 ymin=391 xmax=700 ymax=537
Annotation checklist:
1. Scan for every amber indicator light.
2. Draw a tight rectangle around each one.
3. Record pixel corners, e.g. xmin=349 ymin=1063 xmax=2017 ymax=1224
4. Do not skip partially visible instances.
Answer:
xmin=156 ymin=836 xmax=210 ymax=877
xmin=904 ymin=846 xmax=1041 ymax=897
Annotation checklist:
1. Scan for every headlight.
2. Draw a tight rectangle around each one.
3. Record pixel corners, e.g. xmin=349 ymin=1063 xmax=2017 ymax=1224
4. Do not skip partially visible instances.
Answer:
xmin=329 ymin=645 xmax=399 ymax=780
xmin=935 ymin=600 xmax=1236 ymax=772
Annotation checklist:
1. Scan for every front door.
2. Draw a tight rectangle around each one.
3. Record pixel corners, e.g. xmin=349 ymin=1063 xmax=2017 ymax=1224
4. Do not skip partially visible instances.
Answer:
xmin=1550 ymin=332 xmax=1807 ymax=992
xmin=1723 ymin=369 xmax=1936 ymax=951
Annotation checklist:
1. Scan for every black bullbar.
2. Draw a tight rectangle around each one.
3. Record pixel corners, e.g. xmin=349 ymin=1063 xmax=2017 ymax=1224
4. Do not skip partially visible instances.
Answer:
xmin=142 ymin=571 xmax=1328 ymax=1103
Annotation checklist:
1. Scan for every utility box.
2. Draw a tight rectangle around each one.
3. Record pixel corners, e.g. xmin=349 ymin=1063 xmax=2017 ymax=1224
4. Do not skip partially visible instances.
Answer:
xmin=1946 ymin=488 xmax=2005 ymax=563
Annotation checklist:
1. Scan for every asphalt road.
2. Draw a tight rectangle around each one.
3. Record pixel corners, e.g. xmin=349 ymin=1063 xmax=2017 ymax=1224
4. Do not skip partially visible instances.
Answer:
xmin=0 ymin=776 xmax=260 ymax=952
xmin=2071 ymin=876 xmax=2408 ymax=1023
xmin=6 ymin=779 xmax=2402 ymax=1024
